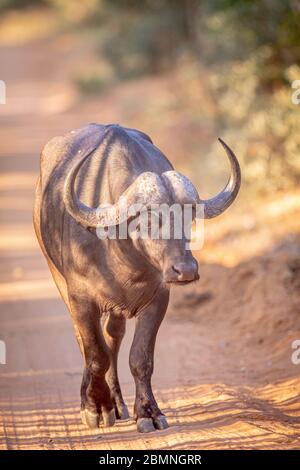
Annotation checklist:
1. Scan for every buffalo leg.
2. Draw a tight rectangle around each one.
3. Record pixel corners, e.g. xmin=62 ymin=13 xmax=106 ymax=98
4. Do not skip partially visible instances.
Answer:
xmin=102 ymin=312 xmax=129 ymax=419
xmin=68 ymin=294 xmax=115 ymax=429
xmin=129 ymin=288 xmax=169 ymax=433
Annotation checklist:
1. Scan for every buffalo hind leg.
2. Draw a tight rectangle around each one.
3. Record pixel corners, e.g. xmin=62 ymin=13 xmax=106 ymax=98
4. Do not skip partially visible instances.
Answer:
xmin=102 ymin=312 xmax=129 ymax=420
xmin=68 ymin=293 xmax=115 ymax=429
xmin=129 ymin=289 xmax=169 ymax=433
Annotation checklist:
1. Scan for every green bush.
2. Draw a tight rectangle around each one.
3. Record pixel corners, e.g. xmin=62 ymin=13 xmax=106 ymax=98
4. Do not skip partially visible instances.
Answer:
xmin=74 ymin=72 xmax=111 ymax=95
xmin=0 ymin=0 xmax=46 ymax=11
xmin=99 ymin=0 xmax=197 ymax=78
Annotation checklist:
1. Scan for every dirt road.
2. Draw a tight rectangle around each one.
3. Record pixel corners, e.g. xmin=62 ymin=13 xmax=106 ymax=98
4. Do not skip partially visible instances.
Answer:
xmin=0 ymin=34 xmax=300 ymax=450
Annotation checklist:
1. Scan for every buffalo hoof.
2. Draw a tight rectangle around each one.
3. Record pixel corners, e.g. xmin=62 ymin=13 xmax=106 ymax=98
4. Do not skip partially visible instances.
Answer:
xmin=137 ymin=417 xmax=156 ymax=433
xmin=103 ymin=408 xmax=116 ymax=427
xmin=154 ymin=415 xmax=169 ymax=430
xmin=81 ymin=408 xmax=116 ymax=429
xmin=115 ymin=403 xmax=130 ymax=420
xmin=137 ymin=415 xmax=169 ymax=433
xmin=80 ymin=409 xmax=100 ymax=429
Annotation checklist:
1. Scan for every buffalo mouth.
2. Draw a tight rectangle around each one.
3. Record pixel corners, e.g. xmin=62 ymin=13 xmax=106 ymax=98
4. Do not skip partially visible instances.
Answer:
xmin=165 ymin=275 xmax=200 ymax=286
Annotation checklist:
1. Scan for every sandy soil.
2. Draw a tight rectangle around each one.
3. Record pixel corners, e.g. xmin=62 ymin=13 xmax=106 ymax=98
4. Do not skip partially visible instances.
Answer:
xmin=0 ymin=31 xmax=300 ymax=450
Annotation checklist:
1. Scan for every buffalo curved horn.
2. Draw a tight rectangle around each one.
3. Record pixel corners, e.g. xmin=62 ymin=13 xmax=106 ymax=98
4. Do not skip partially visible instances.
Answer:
xmin=201 ymin=138 xmax=241 ymax=218
xmin=163 ymin=138 xmax=241 ymax=219
xmin=63 ymin=148 xmax=168 ymax=229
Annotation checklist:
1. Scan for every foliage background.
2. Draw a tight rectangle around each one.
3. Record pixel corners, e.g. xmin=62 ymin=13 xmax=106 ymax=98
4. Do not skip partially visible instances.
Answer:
xmin=1 ymin=0 xmax=299 ymax=195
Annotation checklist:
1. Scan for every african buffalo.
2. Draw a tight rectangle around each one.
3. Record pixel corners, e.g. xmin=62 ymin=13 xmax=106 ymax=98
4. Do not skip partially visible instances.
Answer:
xmin=33 ymin=123 xmax=241 ymax=433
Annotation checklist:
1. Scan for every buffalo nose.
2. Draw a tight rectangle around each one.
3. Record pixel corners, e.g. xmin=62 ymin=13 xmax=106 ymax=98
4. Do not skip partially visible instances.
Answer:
xmin=171 ymin=261 xmax=199 ymax=282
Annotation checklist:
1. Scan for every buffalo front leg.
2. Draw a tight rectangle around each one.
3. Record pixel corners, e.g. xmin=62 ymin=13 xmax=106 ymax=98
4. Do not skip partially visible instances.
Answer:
xmin=68 ymin=294 xmax=115 ymax=429
xmin=129 ymin=288 xmax=169 ymax=433
xmin=102 ymin=311 xmax=129 ymax=420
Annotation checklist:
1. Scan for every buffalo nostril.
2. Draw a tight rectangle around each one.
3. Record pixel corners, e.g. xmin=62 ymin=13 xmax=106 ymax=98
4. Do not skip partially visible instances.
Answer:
xmin=172 ymin=265 xmax=181 ymax=275
xmin=171 ymin=262 xmax=198 ymax=282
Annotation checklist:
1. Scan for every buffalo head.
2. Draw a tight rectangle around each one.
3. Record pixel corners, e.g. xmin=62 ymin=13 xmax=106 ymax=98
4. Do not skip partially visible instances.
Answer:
xmin=63 ymin=138 xmax=240 ymax=284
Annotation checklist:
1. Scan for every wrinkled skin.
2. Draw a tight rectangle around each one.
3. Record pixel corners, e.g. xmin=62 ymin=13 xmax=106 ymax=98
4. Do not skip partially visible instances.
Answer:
xmin=33 ymin=123 xmax=240 ymax=433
